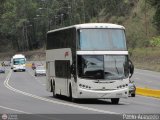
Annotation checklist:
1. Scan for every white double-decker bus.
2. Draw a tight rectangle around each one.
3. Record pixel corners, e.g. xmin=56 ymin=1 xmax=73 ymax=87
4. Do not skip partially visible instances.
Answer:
xmin=46 ymin=23 xmax=134 ymax=104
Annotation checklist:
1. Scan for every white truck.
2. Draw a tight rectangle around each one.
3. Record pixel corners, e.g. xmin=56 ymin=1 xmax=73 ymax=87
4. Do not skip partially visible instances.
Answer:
xmin=11 ymin=54 xmax=26 ymax=72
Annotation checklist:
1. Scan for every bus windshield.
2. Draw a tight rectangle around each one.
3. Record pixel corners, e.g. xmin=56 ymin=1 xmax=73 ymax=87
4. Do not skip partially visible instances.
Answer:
xmin=77 ymin=55 xmax=129 ymax=80
xmin=79 ymin=29 xmax=127 ymax=51
xmin=13 ymin=58 xmax=25 ymax=65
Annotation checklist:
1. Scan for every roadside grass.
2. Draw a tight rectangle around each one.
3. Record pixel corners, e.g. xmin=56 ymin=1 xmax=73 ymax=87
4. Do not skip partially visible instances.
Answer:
xmin=130 ymin=47 xmax=160 ymax=72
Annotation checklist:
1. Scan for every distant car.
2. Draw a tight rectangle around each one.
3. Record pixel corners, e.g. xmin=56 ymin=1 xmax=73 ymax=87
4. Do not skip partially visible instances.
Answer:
xmin=0 ymin=67 xmax=5 ymax=73
xmin=32 ymin=63 xmax=36 ymax=70
xmin=35 ymin=66 xmax=46 ymax=76
xmin=3 ymin=61 xmax=10 ymax=66
xmin=128 ymin=80 xmax=136 ymax=97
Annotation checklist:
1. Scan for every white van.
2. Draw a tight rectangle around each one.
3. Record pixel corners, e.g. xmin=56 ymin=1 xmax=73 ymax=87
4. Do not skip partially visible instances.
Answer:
xmin=11 ymin=54 xmax=26 ymax=72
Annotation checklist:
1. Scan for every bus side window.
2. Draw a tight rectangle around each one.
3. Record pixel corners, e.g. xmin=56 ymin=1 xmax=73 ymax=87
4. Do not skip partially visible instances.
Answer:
xmin=66 ymin=61 xmax=71 ymax=79
xmin=55 ymin=60 xmax=71 ymax=79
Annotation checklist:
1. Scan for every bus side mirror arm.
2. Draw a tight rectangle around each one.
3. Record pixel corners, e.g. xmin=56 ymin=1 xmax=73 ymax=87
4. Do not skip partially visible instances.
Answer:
xmin=129 ymin=59 xmax=134 ymax=78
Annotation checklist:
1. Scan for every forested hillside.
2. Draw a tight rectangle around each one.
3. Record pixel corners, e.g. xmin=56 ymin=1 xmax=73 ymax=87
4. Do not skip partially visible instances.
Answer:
xmin=0 ymin=0 xmax=160 ymax=52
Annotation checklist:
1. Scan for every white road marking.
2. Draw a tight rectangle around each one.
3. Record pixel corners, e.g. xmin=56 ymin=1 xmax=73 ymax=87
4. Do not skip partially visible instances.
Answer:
xmin=4 ymin=70 xmax=118 ymax=114
xmin=0 ymin=105 xmax=30 ymax=114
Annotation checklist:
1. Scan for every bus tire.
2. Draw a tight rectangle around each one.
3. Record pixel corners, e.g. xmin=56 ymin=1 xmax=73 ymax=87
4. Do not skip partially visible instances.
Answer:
xmin=52 ymin=81 xmax=56 ymax=98
xmin=131 ymin=93 xmax=135 ymax=97
xmin=111 ymin=98 xmax=119 ymax=104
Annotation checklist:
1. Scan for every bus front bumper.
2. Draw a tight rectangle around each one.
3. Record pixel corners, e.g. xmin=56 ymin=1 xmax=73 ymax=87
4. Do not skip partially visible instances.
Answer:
xmin=13 ymin=66 xmax=26 ymax=71
xmin=75 ymin=88 xmax=128 ymax=99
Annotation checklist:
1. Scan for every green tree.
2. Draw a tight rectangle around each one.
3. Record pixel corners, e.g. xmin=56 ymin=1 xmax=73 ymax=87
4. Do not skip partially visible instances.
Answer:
xmin=148 ymin=0 xmax=160 ymax=33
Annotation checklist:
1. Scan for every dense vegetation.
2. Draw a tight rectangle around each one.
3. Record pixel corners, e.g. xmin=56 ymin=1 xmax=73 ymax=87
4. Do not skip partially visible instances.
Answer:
xmin=0 ymin=0 xmax=160 ymax=71
xmin=0 ymin=0 xmax=160 ymax=52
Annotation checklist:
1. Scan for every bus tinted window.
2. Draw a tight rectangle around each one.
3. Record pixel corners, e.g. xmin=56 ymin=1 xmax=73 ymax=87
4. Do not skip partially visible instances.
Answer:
xmin=77 ymin=55 xmax=104 ymax=79
xmin=47 ymin=28 xmax=76 ymax=50
xmin=77 ymin=55 xmax=129 ymax=80
xmin=55 ymin=60 xmax=71 ymax=78
xmin=104 ymin=55 xmax=129 ymax=80
xmin=79 ymin=29 xmax=127 ymax=51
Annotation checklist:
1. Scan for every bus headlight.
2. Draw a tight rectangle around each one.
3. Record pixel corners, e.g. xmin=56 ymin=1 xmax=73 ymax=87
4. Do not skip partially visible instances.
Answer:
xmin=117 ymin=84 xmax=128 ymax=89
xmin=79 ymin=84 xmax=91 ymax=89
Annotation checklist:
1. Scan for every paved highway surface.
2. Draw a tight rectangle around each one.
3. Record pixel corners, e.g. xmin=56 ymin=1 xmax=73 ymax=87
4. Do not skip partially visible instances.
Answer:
xmin=0 ymin=66 xmax=160 ymax=120
xmin=131 ymin=69 xmax=160 ymax=89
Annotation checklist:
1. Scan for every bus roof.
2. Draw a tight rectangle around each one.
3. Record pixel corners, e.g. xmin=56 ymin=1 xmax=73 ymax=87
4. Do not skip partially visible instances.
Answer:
xmin=47 ymin=23 xmax=125 ymax=34
xmin=12 ymin=54 xmax=25 ymax=59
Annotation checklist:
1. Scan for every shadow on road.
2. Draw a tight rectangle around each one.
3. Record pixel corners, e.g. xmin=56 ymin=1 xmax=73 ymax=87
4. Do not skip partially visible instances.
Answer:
xmin=48 ymin=95 xmax=125 ymax=105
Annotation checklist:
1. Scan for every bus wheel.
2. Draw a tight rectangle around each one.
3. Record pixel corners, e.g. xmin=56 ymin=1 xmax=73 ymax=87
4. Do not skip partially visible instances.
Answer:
xmin=111 ymin=98 xmax=119 ymax=104
xmin=52 ymin=81 xmax=56 ymax=98
xmin=131 ymin=93 xmax=135 ymax=97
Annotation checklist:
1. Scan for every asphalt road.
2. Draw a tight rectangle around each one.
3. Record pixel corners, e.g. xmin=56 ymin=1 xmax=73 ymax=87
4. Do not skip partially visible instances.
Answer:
xmin=131 ymin=69 xmax=160 ymax=89
xmin=0 ymin=66 xmax=160 ymax=120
